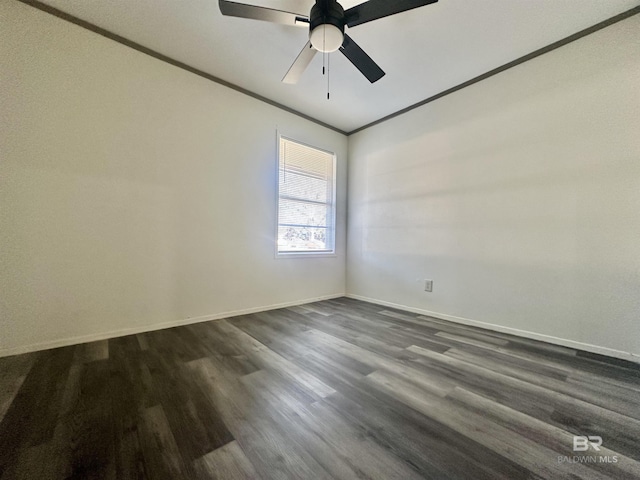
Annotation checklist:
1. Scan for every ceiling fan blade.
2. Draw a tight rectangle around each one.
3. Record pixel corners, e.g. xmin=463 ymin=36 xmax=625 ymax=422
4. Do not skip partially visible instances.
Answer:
xmin=282 ymin=41 xmax=318 ymax=84
xmin=345 ymin=0 xmax=437 ymax=28
xmin=339 ymin=34 xmax=385 ymax=83
xmin=219 ymin=0 xmax=309 ymax=26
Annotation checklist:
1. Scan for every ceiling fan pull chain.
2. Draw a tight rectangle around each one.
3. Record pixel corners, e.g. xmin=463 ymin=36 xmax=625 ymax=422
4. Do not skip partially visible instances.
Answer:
xmin=327 ymin=53 xmax=330 ymax=100
xmin=322 ymin=25 xmax=326 ymax=75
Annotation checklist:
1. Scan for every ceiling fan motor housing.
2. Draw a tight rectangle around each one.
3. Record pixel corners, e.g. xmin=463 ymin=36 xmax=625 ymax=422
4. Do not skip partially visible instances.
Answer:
xmin=309 ymin=0 xmax=345 ymax=53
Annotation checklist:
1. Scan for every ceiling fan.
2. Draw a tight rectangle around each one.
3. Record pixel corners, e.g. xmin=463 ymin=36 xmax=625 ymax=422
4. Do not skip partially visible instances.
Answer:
xmin=218 ymin=0 xmax=438 ymax=84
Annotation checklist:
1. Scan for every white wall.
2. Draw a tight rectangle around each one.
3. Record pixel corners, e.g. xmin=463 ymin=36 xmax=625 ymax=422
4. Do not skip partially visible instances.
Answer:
xmin=0 ymin=1 xmax=347 ymax=355
xmin=347 ymin=16 xmax=640 ymax=360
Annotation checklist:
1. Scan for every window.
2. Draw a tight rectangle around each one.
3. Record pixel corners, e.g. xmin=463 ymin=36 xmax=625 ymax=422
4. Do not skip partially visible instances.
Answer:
xmin=277 ymin=136 xmax=336 ymax=255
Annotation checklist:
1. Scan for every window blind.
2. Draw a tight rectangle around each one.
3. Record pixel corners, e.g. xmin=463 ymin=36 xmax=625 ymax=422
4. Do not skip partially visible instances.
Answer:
xmin=277 ymin=137 xmax=336 ymax=254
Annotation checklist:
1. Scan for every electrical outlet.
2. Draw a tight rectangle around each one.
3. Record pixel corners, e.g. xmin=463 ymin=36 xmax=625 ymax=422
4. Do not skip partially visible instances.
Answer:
xmin=424 ymin=280 xmax=433 ymax=292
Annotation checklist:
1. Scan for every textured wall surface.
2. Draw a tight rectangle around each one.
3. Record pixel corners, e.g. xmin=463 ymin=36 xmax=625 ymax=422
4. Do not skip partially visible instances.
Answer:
xmin=0 ymin=1 xmax=347 ymax=354
xmin=347 ymin=15 xmax=640 ymax=358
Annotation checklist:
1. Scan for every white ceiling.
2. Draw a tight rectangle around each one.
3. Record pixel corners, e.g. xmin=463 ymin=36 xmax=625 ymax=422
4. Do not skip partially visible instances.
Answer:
xmin=37 ymin=0 xmax=639 ymax=133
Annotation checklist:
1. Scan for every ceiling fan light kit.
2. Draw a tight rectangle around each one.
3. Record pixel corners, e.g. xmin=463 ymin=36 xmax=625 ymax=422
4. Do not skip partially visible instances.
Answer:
xmin=310 ymin=24 xmax=343 ymax=53
xmin=218 ymin=0 xmax=438 ymax=84
xmin=309 ymin=0 xmax=345 ymax=53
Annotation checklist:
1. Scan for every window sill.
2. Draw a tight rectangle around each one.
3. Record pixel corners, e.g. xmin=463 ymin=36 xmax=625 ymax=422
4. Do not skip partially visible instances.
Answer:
xmin=275 ymin=251 xmax=337 ymax=259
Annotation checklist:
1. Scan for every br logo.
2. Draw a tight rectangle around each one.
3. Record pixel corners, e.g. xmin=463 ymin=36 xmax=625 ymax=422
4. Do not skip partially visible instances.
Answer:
xmin=573 ymin=436 xmax=602 ymax=452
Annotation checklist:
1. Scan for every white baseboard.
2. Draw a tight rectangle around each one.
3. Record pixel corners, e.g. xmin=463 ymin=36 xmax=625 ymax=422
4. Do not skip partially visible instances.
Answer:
xmin=0 ymin=293 xmax=344 ymax=358
xmin=346 ymin=294 xmax=640 ymax=364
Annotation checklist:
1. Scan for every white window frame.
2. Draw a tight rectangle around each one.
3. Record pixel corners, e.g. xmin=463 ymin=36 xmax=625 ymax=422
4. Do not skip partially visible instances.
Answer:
xmin=275 ymin=134 xmax=337 ymax=258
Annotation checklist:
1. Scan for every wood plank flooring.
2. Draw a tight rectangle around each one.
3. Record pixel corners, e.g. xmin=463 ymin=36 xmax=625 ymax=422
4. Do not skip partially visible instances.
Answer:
xmin=1 ymin=297 xmax=639 ymax=479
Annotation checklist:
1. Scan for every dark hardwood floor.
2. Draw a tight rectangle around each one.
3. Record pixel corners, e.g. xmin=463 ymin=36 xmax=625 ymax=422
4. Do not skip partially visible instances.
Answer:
xmin=1 ymin=297 xmax=639 ymax=479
